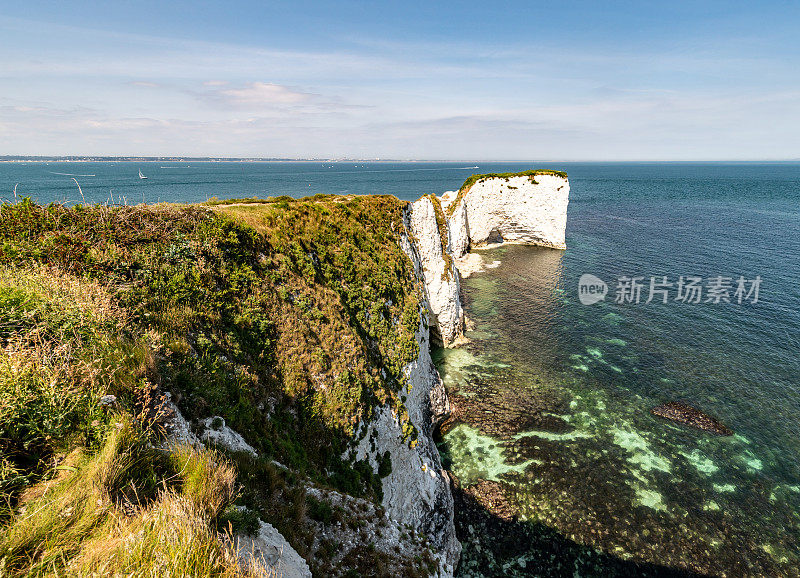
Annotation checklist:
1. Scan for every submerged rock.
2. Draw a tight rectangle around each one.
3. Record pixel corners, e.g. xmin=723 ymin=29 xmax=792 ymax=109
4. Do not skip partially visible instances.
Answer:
xmin=651 ymin=402 xmax=733 ymax=436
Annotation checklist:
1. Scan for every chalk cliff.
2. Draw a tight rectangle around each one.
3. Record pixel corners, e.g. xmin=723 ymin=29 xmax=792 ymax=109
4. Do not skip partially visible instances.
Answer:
xmin=406 ymin=196 xmax=464 ymax=346
xmin=159 ymin=176 xmax=567 ymax=578
xmin=441 ymin=171 xmax=570 ymax=254
xmin=349 ymin=221 xmax=462 ymax=575
xmin=351 ymin=292 xmax=461 ymax=575
xmin=354 ymin=172 xmax=568 ymax=574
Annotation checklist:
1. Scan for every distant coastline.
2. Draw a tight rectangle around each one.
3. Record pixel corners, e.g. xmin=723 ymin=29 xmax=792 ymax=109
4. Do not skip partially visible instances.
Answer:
xmin=0 ymin=156 xmax=450 ymax=163
xmin=1 ymin=156 xmax=379 ymax=163
xmin=3 ymin=156 xmax=798 ymax=164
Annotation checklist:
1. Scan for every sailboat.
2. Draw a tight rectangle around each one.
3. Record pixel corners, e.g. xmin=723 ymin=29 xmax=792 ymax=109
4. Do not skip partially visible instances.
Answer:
xmin=138 ymin=169 xmax=147 ymax=180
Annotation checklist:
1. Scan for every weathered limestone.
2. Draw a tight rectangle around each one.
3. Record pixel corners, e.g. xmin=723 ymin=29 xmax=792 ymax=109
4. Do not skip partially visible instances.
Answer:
xmin=441 ymin=173 xmax=570 ymax=252
xmin=161 ymin=403 xmax=308 ymax=577
xmin=233 ymin=516 xmax=312 ymax=578
xmin=446 ymin=199 xmax=470 ymax=259
xmin=161 ymin=393 xmax=202 ymax=448
xmin=352 ymin=234 xmax=461 ymax=575
xmin=405 ymin=197 xmax=464 ymax=346
xmin=199 ymin=416 xmax=258 ymax=456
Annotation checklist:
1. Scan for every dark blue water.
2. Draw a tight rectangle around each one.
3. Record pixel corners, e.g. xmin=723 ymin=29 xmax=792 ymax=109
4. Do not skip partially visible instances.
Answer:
xmin=3 ymin=160 xmax=799 ymax=574
xmin=0 ymin=160 xmax=502 ymax=205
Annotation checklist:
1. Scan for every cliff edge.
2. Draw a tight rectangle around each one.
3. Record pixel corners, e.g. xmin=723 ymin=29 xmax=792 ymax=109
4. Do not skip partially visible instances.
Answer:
xmin=0 ymin=172 xmax=567 ymax=577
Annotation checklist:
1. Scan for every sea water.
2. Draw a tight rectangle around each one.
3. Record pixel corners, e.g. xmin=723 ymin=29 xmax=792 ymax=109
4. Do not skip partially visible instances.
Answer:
xmin=435 ymin=163 xmax=800 ymax=576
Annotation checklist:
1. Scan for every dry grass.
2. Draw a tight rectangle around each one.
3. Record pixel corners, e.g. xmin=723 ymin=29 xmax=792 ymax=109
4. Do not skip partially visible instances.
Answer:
xmin=0 ymin=264 xmax=271 ymax=577
xmin=0 ymin=417 xmax=269 ymax=577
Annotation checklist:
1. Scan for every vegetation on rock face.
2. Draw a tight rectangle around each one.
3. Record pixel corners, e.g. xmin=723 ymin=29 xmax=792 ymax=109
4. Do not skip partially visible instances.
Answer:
xmin=0 ymin=195 xmax=435 ymax=576
xmin=445 ymin=169 xmax=568 ymax=216
xmin=426 ymin=194 xmax=454 ymax=280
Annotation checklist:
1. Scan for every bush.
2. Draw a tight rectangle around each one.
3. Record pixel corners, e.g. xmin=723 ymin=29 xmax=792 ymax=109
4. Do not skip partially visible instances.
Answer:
xmin=218 ymin=505 xmax=261 ymax=537
xmin=378 ymin=451 xmax=392 ymax=478
xmin=307 ymin=495 xmax=333 ymax=524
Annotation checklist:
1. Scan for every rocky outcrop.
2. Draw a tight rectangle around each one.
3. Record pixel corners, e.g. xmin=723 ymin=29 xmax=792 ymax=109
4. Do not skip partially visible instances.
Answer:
xmin=351 ymin=277 xmax=461 ymax=576
xmin=305 ymin=487 xmax=443 ymax=575
xmin=199 ymin=416 xmax=258 ymax=456
xmin=441 ymin=172 xmax=570 ymax=253
xmin=161 ymin=393 xmax=202 ymax=448
xmin=161 ymin=402 xmax=307 ymax=576
xmin=406 ymin=197 xmax=464 ymax=346
xmin=232 ymin=514 xmax=312 ymax=578
xmin=446 ymin=199 xmax=470 ymax=259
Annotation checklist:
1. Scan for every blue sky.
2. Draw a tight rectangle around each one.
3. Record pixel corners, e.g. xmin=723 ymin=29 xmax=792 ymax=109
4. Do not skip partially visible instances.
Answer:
xmin=1 ymin=1 xmax=798 ymax=159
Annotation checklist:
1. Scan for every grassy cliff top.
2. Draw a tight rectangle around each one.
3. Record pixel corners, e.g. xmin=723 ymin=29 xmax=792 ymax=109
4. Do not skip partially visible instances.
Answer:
xmin=0 ymin=195 xmax=438 ymax=576
xmin=446 ymin=169 xmax=568 ymax=216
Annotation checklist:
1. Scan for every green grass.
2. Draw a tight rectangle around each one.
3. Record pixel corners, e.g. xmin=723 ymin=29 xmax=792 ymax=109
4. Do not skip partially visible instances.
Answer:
xmin=445 ymin=169 xmax=568 ymax=216
xmin=0 ymin=195 xmax=438 ymax=576
xmin=0 ymin=260 xmax=258 ymax=575
xmin=0 ymin=415 xmax=253 ymax=577
xmin=0 ymin=264 xmax=145 ymax=498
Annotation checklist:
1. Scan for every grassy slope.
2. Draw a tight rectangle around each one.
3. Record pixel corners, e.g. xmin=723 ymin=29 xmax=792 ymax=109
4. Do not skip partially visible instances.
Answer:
xmin=0 ymin=196 xmax=436 ymax=577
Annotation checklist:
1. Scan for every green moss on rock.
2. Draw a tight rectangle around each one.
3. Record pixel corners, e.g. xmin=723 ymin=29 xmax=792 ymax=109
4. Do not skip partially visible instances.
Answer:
xmin=426 ymin=194 xmax=454 ymax=281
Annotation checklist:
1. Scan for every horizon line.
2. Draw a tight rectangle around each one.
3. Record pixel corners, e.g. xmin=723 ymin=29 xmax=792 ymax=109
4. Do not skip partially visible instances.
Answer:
xmin=2 ymin=156 xmax=799 ymax=163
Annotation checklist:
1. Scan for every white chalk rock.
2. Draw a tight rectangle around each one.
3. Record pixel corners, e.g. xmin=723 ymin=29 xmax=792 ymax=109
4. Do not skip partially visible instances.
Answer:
xmin=446 ymin=198 xmax=470 ymax=259
xmin=351 ymin=284 xmax=461 ymax=576
xmin=444 ymin=173 xmax=569 ymax=250
xmin=234 ymin=519 xmax=311 ymax=578
xmin=161 ymin=394 xmax=202 ymax=449
xmin=405 ymin=197 xmax=464 ymax=346
xmin=200 ymin=417 xmax=257 ymax=456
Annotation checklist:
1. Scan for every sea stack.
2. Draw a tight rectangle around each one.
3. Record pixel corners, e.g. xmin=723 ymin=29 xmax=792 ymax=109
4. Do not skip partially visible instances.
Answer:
xmin=440 ymin=170 xmax=570 ymax=256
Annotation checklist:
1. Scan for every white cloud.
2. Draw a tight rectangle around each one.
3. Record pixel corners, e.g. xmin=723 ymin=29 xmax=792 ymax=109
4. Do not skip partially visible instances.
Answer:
xmin=216 ymin=82 xmax=312 ymax=106
xmin=0 ymin=15 xmax=798 ymax=158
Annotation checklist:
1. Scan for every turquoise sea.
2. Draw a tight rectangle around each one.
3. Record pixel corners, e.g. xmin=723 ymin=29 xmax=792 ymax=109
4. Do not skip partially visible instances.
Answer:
xmin=434 ymin=163 xmax=800 ymax=577
xmin=3 ymin=161 xmax=799 ymax=576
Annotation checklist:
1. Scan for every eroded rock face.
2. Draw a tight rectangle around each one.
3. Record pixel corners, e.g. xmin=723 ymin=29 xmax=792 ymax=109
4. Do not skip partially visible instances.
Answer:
xmin=160 ymin=394 xmax=202 ymax=449
xmin=441 ymin=173 xmax=570 ymax=250
xmin=305 ymin=487 xmax=445 ymax=575
xmin=405 ymin=198 xmax=464 ymax=346
xmin=352 ymin=232 xmax=461 ymax=576
xmin=233 ymin=516 xmax=312 ymax=578
xmin=651 ymin=402 xmax=734 ymax=435
xmin=199 ymin=416 xmax=258 ymax=456
xmin=446 ymin=199 xmax=470 ymax=259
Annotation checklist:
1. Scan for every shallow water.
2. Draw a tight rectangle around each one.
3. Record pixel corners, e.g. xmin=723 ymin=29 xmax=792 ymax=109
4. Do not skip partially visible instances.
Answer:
xmin=436 ymin=164 xmax=800 ymax=576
